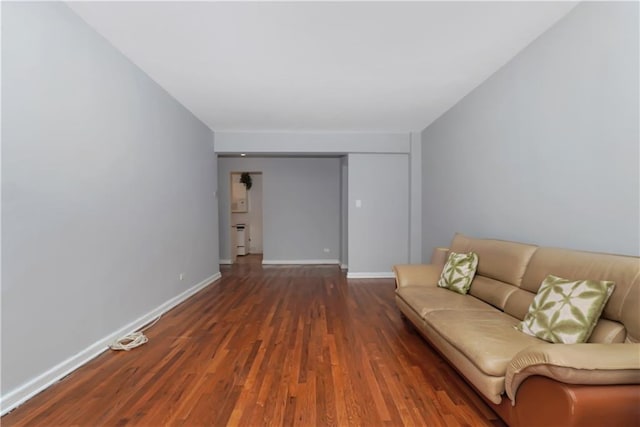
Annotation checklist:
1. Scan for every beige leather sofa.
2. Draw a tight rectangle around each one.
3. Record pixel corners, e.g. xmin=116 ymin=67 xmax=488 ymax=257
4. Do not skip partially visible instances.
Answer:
xmin=394 ymin=234 xmax=640 ymax=427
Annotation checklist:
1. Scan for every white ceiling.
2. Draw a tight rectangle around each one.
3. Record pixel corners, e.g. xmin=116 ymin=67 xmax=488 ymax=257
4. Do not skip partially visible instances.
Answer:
xmin=68 ymin=1 xmax=577 ymax=132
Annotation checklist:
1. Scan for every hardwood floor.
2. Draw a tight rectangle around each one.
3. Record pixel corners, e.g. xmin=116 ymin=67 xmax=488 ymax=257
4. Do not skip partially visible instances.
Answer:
xmin=2 ymin=263 xmax=505 ymax=426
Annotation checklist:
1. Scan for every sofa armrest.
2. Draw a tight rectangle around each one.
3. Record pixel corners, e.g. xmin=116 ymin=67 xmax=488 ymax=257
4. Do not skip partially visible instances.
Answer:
xmin=392 ymin=264 xmax=443 ymax=288
xmin=505 ymin=343 xmax=640 ymax=403
xmin=430 ymin=247 xmax=449 ymax=266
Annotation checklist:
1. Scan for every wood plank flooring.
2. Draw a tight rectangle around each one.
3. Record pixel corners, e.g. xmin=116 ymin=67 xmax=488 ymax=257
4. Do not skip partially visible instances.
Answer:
xmin=2 ymin=262 xmax=505 ymax=426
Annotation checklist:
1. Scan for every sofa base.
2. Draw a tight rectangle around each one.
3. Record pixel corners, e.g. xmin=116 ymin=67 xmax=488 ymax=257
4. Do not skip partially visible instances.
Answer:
xmin=489 ymin=376 xmax=640 ymax=427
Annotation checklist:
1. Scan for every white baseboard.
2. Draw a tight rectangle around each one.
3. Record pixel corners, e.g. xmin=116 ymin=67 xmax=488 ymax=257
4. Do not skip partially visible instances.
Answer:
xmin=0 ymin=272 xmax=222 ymax=416
xmin=262 ymin=259 xmax=340 ymax=265
xmin=340 ymin=264 xmax=348 ymax=270
xmin=346 ymin=272 xmax=395 ymax=279
xmin=219 ymin=259 xmax=232 ymax=265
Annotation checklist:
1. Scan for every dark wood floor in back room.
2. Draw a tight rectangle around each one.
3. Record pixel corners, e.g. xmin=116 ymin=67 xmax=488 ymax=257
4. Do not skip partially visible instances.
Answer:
xmin=2 ymin=259 xmax=505 ymax=427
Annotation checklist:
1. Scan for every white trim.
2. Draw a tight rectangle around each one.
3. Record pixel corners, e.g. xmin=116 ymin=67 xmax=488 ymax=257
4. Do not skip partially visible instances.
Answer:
xmin=219 ymin=259 xmax=232 ymax=265
xmin=262 ymin=259 xmax=340 ymax=265
xmin=0 ymin=272 xmax=222 ymax=416
xmin=346 ymin=272 xmax=395 ymax=279
xmin=340 ymin=264 xmax=348 ymax=270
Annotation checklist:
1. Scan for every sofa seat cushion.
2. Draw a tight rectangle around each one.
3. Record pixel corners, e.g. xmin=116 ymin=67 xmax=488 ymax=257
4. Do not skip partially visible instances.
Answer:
xmin=424 ymin=310 xmax=544 ymax=376
xmin=396 ymin=286 xmax=498 ymax=318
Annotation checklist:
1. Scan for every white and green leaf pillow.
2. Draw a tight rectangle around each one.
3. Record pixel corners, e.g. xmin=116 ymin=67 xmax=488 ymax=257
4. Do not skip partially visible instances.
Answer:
xmin=516 ymin=275 xmax=615 ymax=344
xmin=437 ymin=251 xmax=479 ymax=295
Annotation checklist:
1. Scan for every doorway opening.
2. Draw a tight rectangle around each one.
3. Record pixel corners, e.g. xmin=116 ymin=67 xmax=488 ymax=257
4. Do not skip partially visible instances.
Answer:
xmin=230 ymin=171 xmax=263 ymax=264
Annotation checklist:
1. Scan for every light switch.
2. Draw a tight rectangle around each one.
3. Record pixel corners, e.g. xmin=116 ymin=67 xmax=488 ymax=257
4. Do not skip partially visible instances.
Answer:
xmin=355 ymin=199 xmax=362 ymax=208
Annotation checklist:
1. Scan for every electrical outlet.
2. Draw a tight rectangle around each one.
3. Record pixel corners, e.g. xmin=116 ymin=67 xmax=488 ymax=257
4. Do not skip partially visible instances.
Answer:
xmin=179 ymin=273 xmax=184 ymax=281
xmin=323 ymin=248 xmax=330 ymax=253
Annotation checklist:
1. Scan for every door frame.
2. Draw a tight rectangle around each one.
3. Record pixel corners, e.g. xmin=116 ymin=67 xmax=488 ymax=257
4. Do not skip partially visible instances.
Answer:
xmin=229 ymin=171 xmax=263 ymax=263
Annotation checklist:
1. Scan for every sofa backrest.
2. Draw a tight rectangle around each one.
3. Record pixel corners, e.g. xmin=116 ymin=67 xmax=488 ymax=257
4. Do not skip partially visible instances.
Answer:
xmin=517 ymin=247 xmax=640 ymax=343
xmin=448 ymin=233 xmax=640 ymax=344
xmin=449 ymin=233 xmax=537 ymax=310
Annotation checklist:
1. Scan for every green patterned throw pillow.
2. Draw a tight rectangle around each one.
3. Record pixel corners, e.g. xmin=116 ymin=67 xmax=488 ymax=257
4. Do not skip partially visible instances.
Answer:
xmin=516 ymin=275 xmax=615 ymax=344
xmin=437 ymin=251 xmax=479 ymax=294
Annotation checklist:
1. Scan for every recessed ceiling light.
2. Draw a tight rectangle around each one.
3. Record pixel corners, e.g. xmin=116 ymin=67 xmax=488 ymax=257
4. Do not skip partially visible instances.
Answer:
xmin=240 ymin=153 xmax=246 ymax=157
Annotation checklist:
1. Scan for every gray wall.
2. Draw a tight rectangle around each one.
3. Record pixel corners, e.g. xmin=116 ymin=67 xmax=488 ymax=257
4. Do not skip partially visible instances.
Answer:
xmin=421 ymin=1 xmax=639 ymax=258
xmin=340 ymin=156 xmax=349 ymax=267
xmin=348 ymin=154 xmax=410 ymax=276
xmin=2 ymin=2 xmax=218 ymax=398
xmin=409 ymin=132 xmax=422 ymax=263
xmin=214 ymin=131 xmax=410 ymax=154
xmin=218 ymin=157 xmax=341 ymax=262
